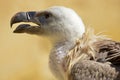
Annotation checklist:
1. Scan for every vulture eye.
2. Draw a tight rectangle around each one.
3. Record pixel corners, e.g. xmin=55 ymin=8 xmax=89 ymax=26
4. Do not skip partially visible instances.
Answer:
xmin=37 ymin=12 xmax=52 ymax=24
xmin=44 ymin=13 xmax=51 ymax=19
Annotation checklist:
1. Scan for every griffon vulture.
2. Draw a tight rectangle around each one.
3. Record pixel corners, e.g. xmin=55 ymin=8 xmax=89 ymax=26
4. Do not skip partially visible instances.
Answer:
xmin=10 ymin=6 xmax=120 ymax=80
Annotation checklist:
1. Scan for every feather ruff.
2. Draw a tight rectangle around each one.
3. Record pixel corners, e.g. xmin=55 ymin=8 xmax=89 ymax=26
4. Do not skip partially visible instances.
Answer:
xmin=64 ymin=27 xmax=110 ymax=80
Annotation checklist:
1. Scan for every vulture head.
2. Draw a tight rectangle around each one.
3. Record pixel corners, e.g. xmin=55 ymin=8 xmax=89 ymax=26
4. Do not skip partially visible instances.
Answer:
xmin=11 ymin=6 xmax=85 ymax=44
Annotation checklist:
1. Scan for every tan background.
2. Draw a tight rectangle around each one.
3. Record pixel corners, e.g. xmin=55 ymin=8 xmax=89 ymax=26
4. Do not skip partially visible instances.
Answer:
xmin=0 ymin=0 xmax=120 ymax=80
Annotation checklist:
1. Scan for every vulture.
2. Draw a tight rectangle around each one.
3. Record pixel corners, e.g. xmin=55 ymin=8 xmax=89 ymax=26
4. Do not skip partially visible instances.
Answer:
xmin=10 ymin=6 xmax=120 ymax=80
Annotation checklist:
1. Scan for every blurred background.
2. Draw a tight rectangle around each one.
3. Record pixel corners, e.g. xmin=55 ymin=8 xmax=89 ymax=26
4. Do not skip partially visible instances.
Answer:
xmin=0 ymin=0 xmax=120 ymax=80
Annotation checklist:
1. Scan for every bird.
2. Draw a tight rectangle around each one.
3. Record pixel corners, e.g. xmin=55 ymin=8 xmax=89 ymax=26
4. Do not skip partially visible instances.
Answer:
xmin=10 ymin=6 xmax=120 ymax=80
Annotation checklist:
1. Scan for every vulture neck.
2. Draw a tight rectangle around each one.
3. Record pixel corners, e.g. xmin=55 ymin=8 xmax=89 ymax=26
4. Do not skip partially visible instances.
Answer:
xmin=49 ymin=38 xmax=77 ymax=80
xmin=51 ymin=38 xmax=77 ymax=63
xmin=51 ymin=39 xmax=76 ymax=65
xmin=49 ymin=27 xmax=85 ymax=80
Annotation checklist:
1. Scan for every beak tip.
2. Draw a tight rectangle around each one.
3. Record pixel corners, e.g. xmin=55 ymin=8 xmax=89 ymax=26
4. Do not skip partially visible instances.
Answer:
xmin=10 ymin=14 xmax=17 ymax=28
xmin=10 ymin=11 xmax=37 ymax=28
xmin=10 ymin=12 xmax=27 ymax=28
xmin=10 ymin=22 xmax=13 ymax=28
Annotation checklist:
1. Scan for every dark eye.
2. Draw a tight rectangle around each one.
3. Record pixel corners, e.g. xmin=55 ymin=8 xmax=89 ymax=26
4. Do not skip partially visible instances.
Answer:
xmin=44 ymin=13 xmax=50 ymax=19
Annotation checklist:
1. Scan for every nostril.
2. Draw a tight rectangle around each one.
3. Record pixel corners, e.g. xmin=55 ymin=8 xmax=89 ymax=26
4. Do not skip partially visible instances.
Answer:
xmin=27 ymin=11 xmax=36 ymax=20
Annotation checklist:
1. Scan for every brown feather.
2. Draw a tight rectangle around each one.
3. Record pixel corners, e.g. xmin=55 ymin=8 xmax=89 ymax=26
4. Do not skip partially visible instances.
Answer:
xmin=64 ymin=28 xmax=120 ymax=80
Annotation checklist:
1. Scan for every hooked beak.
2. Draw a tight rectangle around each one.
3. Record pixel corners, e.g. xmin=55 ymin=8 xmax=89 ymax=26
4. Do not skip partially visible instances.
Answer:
xmin=10 ymin=11 xmax=40 ymax=33
xmin=11 ymin=11 xmax=37 ymax=27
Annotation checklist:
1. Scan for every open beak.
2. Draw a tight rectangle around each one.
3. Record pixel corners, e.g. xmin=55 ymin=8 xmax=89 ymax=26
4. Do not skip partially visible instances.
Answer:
xmin=10 ymin=11 xmax=40 ymax=33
